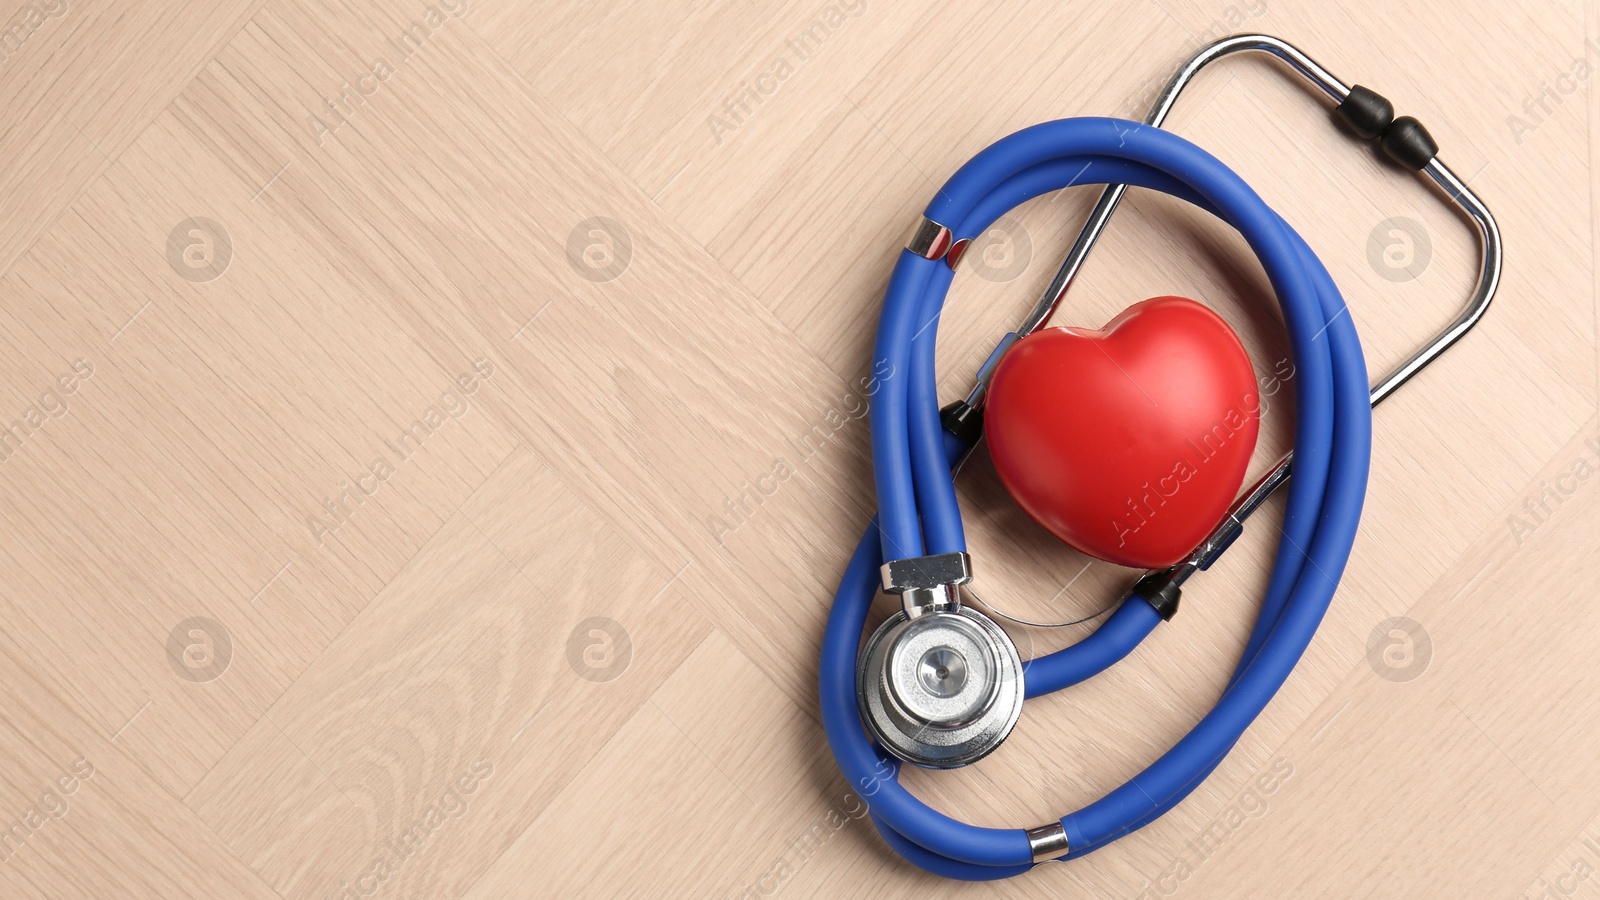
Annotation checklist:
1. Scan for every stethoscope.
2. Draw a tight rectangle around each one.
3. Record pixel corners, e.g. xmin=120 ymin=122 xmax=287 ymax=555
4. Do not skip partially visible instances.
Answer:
xmin=820 ymin=34 xmax=1502 ymax=879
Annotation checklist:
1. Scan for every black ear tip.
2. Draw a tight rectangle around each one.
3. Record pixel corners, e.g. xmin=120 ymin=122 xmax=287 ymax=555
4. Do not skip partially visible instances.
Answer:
xmin=1381 ymin=116 xmax=1439 ymax=170
xmin=1336 ymin=84 xmax=1394 ymax=140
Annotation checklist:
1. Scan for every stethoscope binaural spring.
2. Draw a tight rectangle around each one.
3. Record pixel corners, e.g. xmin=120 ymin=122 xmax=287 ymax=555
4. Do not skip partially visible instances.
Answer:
xmin=819 ymin=34 xmax=1502 ymax=880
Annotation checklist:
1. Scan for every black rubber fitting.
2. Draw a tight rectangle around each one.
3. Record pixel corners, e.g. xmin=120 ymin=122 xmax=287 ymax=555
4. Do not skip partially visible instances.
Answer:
xmin=1335 ymin=85 xmax=1394 ymax=140
xmin=1132 ymin=571 xmax=1182 ymax=621
xmin=940 ymin=401 xmax=984 ymax=446
xmin=1380 ymin=116 xmax=1438 ymax=170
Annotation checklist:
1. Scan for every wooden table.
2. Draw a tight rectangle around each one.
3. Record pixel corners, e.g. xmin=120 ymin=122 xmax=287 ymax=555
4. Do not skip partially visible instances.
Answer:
xmin=0 ymin=0 xmax=1594 ymax=896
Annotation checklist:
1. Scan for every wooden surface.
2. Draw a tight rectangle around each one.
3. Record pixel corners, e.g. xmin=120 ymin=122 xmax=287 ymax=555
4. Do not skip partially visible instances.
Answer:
xmin=0 ymin=0 xmax=1595 ymax=896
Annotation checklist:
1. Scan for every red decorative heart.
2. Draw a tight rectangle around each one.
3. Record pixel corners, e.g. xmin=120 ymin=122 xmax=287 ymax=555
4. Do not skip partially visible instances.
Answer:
xmin=984 ymin=296 xmax=1261 ymax=569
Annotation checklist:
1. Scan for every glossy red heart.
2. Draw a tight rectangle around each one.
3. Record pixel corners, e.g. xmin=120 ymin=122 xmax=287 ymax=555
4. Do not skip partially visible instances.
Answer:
xmin=984 ymin=296 xmax=1260 ymax=569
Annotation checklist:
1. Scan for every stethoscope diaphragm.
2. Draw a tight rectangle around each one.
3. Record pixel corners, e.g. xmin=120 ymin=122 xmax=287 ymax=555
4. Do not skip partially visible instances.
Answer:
xmin=856 ymin=604 xmax=1024 ymax=769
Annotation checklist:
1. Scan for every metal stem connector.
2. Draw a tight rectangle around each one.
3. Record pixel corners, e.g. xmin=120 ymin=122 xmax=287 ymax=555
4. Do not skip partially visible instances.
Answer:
xmin=906 ymin=216 xmax=954 ymax=260
xmin=1026 ymin=822 xmax=1070 ymax=863
xmin=881 ymin=551 xmax=973 ymax=617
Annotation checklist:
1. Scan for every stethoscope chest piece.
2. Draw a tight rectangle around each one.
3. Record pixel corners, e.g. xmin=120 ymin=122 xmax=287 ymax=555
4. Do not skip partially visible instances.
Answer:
xmin=857 ymin=604 xmax=1024 ymax=769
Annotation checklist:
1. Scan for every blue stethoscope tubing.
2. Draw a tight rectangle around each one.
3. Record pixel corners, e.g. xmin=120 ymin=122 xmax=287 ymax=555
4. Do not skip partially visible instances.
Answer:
xmin=819 ymin=117 xmax=1373 ymax=879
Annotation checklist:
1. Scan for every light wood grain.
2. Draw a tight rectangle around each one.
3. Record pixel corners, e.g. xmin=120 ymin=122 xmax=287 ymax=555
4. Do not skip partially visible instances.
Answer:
xmin=0 ymin=0 xmax=1596 ymax=896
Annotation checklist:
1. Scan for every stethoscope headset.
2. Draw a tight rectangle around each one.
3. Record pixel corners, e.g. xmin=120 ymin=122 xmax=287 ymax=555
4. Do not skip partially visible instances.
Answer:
xmin=819 ymin=34 xmax=1502 ymax=879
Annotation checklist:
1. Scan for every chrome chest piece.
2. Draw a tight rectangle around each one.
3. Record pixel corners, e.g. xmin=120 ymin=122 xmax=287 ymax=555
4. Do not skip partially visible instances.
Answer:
xmin=857 ymin=552 xmax=1024 ymax=768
